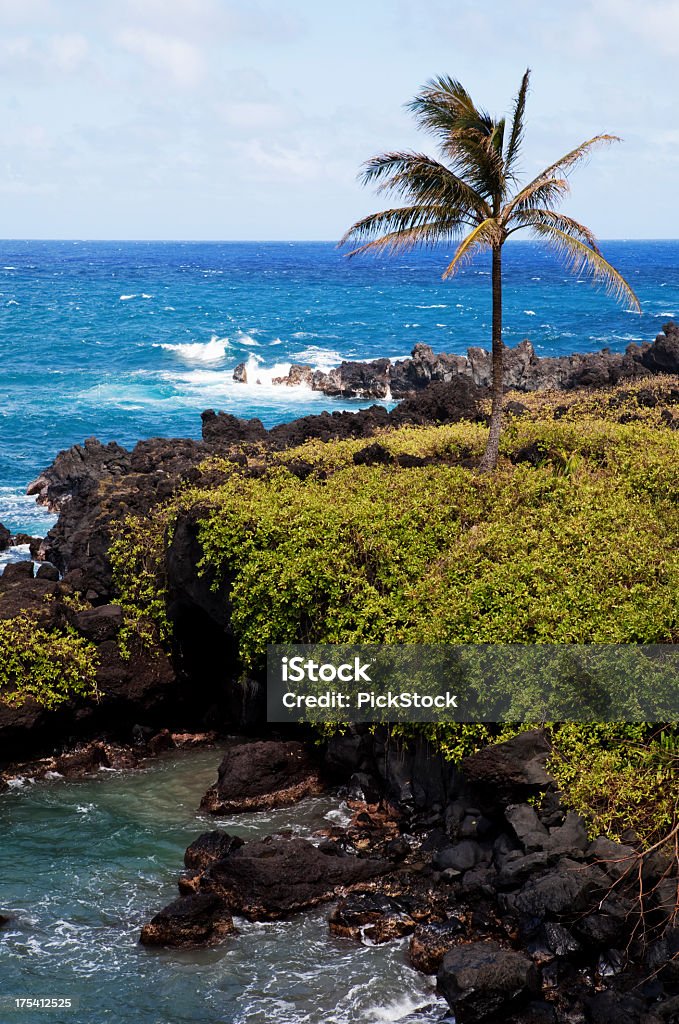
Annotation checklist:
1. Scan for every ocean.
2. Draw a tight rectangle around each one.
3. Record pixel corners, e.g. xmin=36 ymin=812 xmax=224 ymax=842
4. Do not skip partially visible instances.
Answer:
xmin=1 ymin=238 xmax=678 ymax=535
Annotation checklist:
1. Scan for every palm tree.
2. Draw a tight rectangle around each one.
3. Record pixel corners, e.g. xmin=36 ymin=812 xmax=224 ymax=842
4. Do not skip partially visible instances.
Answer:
xmin=340 ymin=70 xmax=640 ymax=470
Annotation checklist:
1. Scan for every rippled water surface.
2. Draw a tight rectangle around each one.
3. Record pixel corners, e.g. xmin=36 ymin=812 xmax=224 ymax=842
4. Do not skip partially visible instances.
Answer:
xmin=0 ymin=749 xmax=445 ymax=1024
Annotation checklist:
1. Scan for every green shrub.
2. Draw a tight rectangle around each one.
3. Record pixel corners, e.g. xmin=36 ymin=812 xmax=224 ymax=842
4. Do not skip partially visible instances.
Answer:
xmin=548 ymin=724 xmax=678 ymax=843
xmin=0 ymin=613 xmax=98 ymax=709
xmin=102 ymin=384 xmax=679 ymax=846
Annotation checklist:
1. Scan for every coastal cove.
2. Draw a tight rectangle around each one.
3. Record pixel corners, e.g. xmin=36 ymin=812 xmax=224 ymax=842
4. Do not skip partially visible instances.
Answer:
xmin=1 ymin=242 xmax=679 ymax=1024
xmin=0 ymin=748 xmax=444 ymax=1024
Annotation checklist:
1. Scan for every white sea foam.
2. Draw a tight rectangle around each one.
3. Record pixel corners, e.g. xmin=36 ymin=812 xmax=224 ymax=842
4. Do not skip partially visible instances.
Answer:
xmin=524 ymin=310 xmax=536 ymax=315
xmin=415 ymin=303 xmax=447 ymax=308
xmin=155 ymin=335 xmax=230 ymax=364
xmin=141 ymin=293 xmax=152 ymax=299
xmin=293 ymin=346 xmax=342 ymax=371
xmin=119 ymin=294 xmax=136 ymax=301
xmin=238 ymin=334 xmax=260 ymax=347
xmin=361 ymin=991 xmax=435 ymax=1022
xmin=6 ymin=299 xmax=18 ymax=306
xmin=0 ymin=544 xmax=33 ymax=576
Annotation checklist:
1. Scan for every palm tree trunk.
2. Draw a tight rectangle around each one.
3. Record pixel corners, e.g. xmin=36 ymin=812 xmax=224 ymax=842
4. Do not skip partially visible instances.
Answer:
xmin=479 ymin=243 xmax=504 ymax=471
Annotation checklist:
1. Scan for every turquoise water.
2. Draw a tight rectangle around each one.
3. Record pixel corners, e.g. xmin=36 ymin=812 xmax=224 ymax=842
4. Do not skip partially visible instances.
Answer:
xmin=0 ymin=750 xmax=444 ymax=1024
xmin=1 ymin=239 xmax=679 ymax=534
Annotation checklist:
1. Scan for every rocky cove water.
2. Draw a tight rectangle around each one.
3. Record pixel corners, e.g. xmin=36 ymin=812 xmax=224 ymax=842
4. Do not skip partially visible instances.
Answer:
xmin=0 ymin=748 xmax=445 ymax=1024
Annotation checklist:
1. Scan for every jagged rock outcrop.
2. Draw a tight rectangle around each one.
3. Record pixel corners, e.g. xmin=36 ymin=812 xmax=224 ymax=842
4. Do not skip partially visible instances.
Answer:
xmin=267 ymin=322 xmax=679 ymax=399
xmin=142 ymin=831 xmax=393 ymax=941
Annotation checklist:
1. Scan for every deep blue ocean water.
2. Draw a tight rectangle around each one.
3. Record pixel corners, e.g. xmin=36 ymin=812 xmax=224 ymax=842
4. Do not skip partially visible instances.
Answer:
xmin=1 ymin=238 xmax=678 ymax=534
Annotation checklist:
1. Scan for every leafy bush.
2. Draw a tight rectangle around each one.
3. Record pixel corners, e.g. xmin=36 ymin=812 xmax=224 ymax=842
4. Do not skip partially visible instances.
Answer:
xmin=104 ymin=381 xmax=679 ymax=845
xmin=548 ymin=724 xmax=678 ymax=843
xmin=0 ymin=613 xmax=98 ymax=709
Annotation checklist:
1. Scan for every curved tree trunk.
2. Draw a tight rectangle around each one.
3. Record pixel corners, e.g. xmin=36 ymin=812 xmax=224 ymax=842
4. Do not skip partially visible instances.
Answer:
xmin=479 ymin=243 xmax=504 ymax=472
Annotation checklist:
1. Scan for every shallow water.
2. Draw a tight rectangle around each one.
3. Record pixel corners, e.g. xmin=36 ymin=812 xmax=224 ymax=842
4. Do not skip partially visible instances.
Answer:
xmin=0 ymin=749 xmax=446 ymax=1024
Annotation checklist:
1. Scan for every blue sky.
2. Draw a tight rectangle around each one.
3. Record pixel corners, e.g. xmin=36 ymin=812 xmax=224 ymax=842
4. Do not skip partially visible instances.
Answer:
xmin=0 ymin=0 xmax=676 ymax=240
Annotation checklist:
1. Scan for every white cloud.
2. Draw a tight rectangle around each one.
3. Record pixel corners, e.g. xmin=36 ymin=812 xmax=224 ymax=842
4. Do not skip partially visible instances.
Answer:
xmin=117 ymin=29 xmax=204 ymax=87
xmin=50 ymin=33 xmax=89 ymax=71
xmin=590 ymin=0 xmax=679 ymax=56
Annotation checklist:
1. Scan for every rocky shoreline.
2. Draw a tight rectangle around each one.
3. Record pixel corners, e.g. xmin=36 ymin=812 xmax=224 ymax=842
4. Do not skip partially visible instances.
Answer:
xmin=238 ymin=320 xmax=679 ymax=399
xmin=1 ymin=327 xmax=679 ymax=1022
xmin=140 ymin=732 xmax=679 ymax=1024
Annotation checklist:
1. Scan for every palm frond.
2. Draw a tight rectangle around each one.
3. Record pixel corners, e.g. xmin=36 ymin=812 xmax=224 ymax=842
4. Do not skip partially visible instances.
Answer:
xmin=508 ymin=209 xmax=600 ymax=250
xmin=408 ymin=76 xmax=494 ymax=138
xmin=527 ymin=134 xmax=621 ymax=187
xmin=502 ymin=177 xmax=570 ymax=221
xmin=408 ymin=77 xmax=507 ymax=200
xmin=339 ymin=206 xmax=470 ymax=257
xmin=359 ymin=151 xmax=491 ymax=221
xmin=442 ymin=218 xmax=500 ymax=279
xmin=505 ymin=68 xmax=531 ymax=174
xmin=526 ymin=223 xmax=640 ymax=309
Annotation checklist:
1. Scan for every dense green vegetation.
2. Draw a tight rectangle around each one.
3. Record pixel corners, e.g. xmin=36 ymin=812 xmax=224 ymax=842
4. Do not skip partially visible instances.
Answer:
xmin=110 ymin=379 xmax=679 ymax=843
xmin=0 ymin=613 xmax=98 ymax=710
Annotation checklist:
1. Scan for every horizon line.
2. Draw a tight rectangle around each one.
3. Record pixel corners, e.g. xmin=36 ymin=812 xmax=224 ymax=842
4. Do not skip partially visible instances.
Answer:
xmin=0 ymin=236 xmax=678 ymax=245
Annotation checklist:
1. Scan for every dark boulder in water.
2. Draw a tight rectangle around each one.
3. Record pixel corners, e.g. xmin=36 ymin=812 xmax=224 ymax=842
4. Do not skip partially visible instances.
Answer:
xmin=139 ymin=892 xmax=236 ymax=947
xmin=199 ymin=740 xmax=325 ymax=814
xmin=409 ymin=919 xmax=466 ymax=974
xmin=199 ymin=835 xmax=392 ymax=920
xmin=184 ymin=831 xmax=245 ymax=872
xmin=437 ymin=940 xmax=540 ymax=1022
xmin=0 ymin=522 xmax=11 ymax=551
xmin=328 ymin=890 xmax=418 ymax=944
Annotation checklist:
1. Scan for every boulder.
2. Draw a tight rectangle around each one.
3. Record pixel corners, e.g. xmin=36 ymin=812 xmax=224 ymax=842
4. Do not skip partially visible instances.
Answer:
xmin=184 ymin=831 xmax=245 ymax=872
xmin=505 ymin=804 xmax=549 ymax=852
xmin=461 ymin=730 xmax=553 ymax=795
xmin=329 ymin=891 xmax=417 ymax=943
xmin=54 ymin=742 xmax=110 ymax=777
xmin=0 ymin=523 xmax=11 ymax=551
xmin=433 ymin=840 xmax=483 ymax=872
xmin=200 ymin=835 xmax=391 ymax=919
xmin=437 ymin=940 xmax=539 ymax=1021
xmin=35 ymin=562 xmax=59 ymax=581
xmin=409 ymin=919 xmax=465 ymax=974
xmin=199 ymin=740 xmax=324 ymax=814
xmin=501 ymin=858 xmax=609 ymax=920
xmin=2 ymin=561 xmax=34 ymax=580
xmin=587 ymin=836 xmax=637 ymax=880
xmin=139 ymin=893 xmax=235 ymax=947
xmin=641 ymin=321 xmax=679 ymax=374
